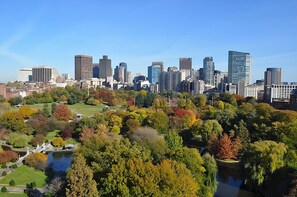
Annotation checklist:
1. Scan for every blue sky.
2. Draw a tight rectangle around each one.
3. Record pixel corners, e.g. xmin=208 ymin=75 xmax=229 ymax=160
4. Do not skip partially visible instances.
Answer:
xmin=0 ymin=0 xmax=296 ymax=82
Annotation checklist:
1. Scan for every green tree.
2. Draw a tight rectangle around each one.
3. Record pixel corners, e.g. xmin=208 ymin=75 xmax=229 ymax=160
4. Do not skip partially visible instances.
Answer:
xmin=8 ymin=96 xmax=22 ymax=106
xmin=170 ymin=147 xmax=205 ymax=195
xmin=233 ymin=119 xmax=250 ymax=148
xmin=165 ymin=131 xmax=183 ymax=150
xmin=146 ymin=111 xmax=169 ymax=134
xmin=194 ymin=120 xmax=223 ymax=143
xmin=196 ymin=94 xmax=207 ymax=108
xmin=241 ymin=140 xmax=287 ymax=188
xmin=8 ymin=133 xmax=29 ymax=148
xmin=66 ymin=153 xmax=99 ymax=197
xmin=130 ymin=127 xmax=168 ymax=162
xmin=202 ymin=153 xmax=218 ymax=196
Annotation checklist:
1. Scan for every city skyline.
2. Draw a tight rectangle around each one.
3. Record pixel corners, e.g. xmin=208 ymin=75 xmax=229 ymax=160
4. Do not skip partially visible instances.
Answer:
xmin=0 ymin=0 xmax=296 ymax=82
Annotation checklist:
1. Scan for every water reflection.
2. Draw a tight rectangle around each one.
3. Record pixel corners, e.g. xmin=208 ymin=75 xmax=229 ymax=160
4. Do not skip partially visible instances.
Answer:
xmin=47 ymin=151 xmax=72 ymax=174
xmin=215 ymin=161 xmax=256 ymax=197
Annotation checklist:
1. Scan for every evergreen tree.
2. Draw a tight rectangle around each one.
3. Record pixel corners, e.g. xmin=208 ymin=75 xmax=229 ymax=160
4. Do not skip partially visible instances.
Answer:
xmin=66 ymin=153 xmax=99 ymax=197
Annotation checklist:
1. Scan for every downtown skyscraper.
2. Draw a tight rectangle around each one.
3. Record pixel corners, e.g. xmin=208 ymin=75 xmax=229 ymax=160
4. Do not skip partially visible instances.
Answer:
xmin=75 ymin=55 xmax=93 ymax=80
xmin=203 ymin=57 xmax=215 ymax=85
xmin=148 ymin=63 xmax=161 ymax=84
xmin=228 ymin=51 xmax=252 ymax=85
xmin=99 ymin=55 xmax=112 ymax=81
xmin=179 ymin=58 xmax=192 ymax=78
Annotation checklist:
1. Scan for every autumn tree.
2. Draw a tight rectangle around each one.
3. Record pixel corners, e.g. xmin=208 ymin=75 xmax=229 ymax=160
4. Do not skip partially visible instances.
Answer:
xmin=24 ymin=152 xmax=48 ymax=171
xmin=241 ymin=140 xmax=287 ymax=188
xmin=53 ymin=104 xmax=72 ymax=121
xmin=0 ymin=151 xmax=18 ymax=164
xmin=0 ymin=111 xmax=32 ymax=134
xmin=0 ymin=102 xmax=10 ymax=115
xmin=61 ymin=129 xmax=72 ymax=140
xmin=217 ymin=133 xmax=234 ymax=159
xmin=101 ymin=159 xmax=199 ymax=197
xmin=66 ymin=153 xmax=99 ymax=197
xmin=31 ymin=134 xmax=45 ymax=147
xmin=51 ymin=137 xmax=67 ymax=147
xmin=207 ymin=134 xmax=219 ymax=156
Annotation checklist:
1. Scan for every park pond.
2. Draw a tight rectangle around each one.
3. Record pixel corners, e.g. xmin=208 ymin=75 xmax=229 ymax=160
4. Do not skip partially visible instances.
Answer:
xmin=215 ymin=161 xmax=256 ymax=197
xmin=46 ymin=150 xmax=258 ymax=197
xmin=47 ymin=151 xmax=73 ymax=174
xmin=2 ymin=145 xmax=286 ymax=196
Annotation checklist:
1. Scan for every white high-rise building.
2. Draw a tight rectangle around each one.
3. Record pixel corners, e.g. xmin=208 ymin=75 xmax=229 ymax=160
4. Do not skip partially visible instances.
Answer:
xmin=18 ymin=68 xmax=32 ymax=82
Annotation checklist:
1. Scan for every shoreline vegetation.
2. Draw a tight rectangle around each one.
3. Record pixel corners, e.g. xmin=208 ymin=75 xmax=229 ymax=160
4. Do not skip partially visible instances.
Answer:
xmin=1 ymin=87 xmax=297 ymax=196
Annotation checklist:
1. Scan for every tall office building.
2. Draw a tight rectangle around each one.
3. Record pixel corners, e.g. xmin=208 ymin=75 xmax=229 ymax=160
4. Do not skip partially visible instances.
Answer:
xmin=203 ymin=57 xmax=215 ymax=85
xmin=179 ymin=58 xmax=192 ymax=78
xmin=32 ymin=66 xmax=58 ymax=82
xmin=159 ymin=70 xmax=183 ymax=92
xmin=228 ymin=51 xmax=252 ymax=85
xmin=114 ymin=65 xmax=125 ymax=83
xmin=18 ymin=68 xmax=32 ymax=82
xmin=152 ymin=62 xmax=164 ymax=72
xmin=119 ymin=62 xmax=127 ymax=82
xmin=148 ymin=64 xmax=161 ymax=84
xmin=75 ymin=55 xmax=93 ymax=80
xmin=99 ymin=55 xmax=112 ymax=80
xmin=264 ymin=68 xmax=282 ymax=101
xmin=264 ymin=68 xmax=281 ymax=86
xmin=127 ymin=71 xmax=132 ymax=84
xmin=93 ymin=63 xmax=100 ymax=78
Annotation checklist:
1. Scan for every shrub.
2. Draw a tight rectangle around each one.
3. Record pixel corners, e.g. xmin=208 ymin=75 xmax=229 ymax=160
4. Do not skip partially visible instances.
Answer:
xmin=2 ymin=171 xmax=7 ymax=176
xmin=31 ymin=181 xmax=37 ymax=188
xmin=9 ymin=179 xmax=16 ymax=186
xmin=1 ymin=186 xmax=7 ymax=192
xmin=12 ymin=164 xmax=18 ymax=169
xmin=1 ymin=164 xmax=7 ymax=168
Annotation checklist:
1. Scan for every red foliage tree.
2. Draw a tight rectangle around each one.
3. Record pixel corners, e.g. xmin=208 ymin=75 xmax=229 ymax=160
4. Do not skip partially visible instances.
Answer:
xmin=79 ymin=128 xmax=95 ymax=142
xmin=231 ymin=136 xmax=242 ymax=158
xmin=61 ymin=129 xmax=72 ymax=140
xmin=207 ymin=134 xmax=219 ymax=156
xmin=0 ymin=151 xmax=18 ymax=164
xmin=53 ymin=104 xmax=71 ymax=121
xmin=126 ymin=97 xmax=135 ymax=107
xmin=217 ymin=133 xmax=234 ymax=159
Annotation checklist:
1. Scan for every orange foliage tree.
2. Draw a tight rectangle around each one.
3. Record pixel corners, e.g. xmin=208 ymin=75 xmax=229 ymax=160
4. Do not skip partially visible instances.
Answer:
xmin=24 ymin=152 xmax=48 ymax=171
xmin=53 ymin=104 xmax=71 ymax=121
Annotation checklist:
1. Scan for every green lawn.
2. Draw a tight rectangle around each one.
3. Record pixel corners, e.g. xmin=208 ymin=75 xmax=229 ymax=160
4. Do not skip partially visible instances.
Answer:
xmin=0 ymin=165 xmax=47 ymax=188
xmin=10 ymin=102 xmax=106 ymax=117
xmin=67 ymin=103 xmax=106 ymax=116
xmin=0 ymin=192 xmax=27 ymax=197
